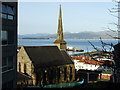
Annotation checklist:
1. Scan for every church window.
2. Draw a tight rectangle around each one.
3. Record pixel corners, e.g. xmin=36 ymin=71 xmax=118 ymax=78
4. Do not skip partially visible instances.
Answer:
xmin=57 ymin=68 xmax=60 ymax=81
xmin=70 ymin=67 xmax=73 ymax=80
xmin=24 ymin=63 xmax=27 ymax=73
xmin=64 ymin=67 xmax=67 ymax=80
xmin=19 ymin=62 xmax=21 ymax=72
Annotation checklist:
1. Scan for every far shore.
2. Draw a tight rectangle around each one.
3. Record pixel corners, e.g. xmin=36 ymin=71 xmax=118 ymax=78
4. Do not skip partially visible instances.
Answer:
xmin=18 ymin=38 xmax=118 ymax=40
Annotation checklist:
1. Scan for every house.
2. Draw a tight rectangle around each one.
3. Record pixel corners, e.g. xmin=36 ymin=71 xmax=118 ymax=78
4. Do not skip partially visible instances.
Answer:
xmin=17 ymin=46 xmax=75 ymax=86
xmin=71 ymin=56 xmax=112 ymax=83
xmin=71 ymin=56 xmax=112 ymax=72
xmin=71 ymin=56 xmax=102 ymax=71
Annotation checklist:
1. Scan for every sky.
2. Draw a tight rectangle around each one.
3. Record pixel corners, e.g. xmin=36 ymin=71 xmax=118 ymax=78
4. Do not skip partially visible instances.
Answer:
xmin=18 ymin=1 xmax=117 ymax=35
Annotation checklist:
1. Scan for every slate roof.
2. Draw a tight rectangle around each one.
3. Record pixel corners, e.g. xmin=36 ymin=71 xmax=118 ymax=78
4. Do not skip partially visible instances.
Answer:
xmin=23 ymin=46 xmax=73 ymax=68
xmin=61 ymin=50 xmax=73 ymax=64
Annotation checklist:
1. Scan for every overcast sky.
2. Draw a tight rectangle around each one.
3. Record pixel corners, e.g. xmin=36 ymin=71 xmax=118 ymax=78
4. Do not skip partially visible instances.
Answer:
xmin=18 ymin=1 xmax=117 ymax=35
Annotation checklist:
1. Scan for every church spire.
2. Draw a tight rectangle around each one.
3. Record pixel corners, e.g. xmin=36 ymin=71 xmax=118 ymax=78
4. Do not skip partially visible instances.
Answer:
xmin=57 ymin=4 xmax=64 ymax=41
xmin=54 ymin=5 xmax=67 ymax=50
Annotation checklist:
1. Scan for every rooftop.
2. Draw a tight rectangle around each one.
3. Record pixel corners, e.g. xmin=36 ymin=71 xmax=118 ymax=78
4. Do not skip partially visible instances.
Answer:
xmin=21 ymin=46 xmax=74 ymax=68
xmin=71 ymin=56 xmax=112 ymax=66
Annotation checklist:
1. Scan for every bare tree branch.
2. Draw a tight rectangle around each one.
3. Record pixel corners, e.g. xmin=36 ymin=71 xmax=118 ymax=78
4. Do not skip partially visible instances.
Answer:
xmin=109 ymin=13 xmax=119 ymax=18
xmin=100 ymin=37 xmax=114 ymax=52
xmin=88 ymin=40 xmax=100 ymax=51
xmin=106 ymin=33 xmax=119 ymax=39
xmin=88 ymin=37 xmax=114 ymax=54
xmin=109 ymin=22 xmax=118 ymax=27
xmin=107 ymin=26 xmax=117 ymax=32
xmin=108 ymin=9 xmax=118 ymax=13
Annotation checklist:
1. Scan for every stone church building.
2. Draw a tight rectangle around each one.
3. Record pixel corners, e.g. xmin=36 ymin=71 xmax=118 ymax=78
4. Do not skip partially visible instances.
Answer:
xmin=17 ymin=46 xmax=75 ymax=86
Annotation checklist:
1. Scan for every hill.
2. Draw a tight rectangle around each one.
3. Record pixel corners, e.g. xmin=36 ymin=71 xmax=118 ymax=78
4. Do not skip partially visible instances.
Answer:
xmin=18 ymin=30 xmax=118 ymax=39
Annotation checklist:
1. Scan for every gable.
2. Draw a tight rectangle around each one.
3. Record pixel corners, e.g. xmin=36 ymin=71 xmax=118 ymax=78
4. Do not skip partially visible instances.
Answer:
xmin=18 ymin=46 xmax=31 ymax=63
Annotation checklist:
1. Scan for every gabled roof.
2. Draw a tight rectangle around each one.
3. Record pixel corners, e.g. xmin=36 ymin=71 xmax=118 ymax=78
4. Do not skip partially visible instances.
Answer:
xmin=22 ymin=46 xmax=73 ymax=68
xmin=61 ymin=50 xmax=73 ymax=64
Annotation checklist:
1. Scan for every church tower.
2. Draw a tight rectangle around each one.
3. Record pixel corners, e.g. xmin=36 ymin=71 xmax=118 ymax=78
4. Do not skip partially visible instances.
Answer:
xmin=54 ymin=5 xmax=67 ymax=50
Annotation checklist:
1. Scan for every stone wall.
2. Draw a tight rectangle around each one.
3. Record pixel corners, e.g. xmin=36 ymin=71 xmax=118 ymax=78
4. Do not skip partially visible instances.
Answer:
xmin=17 ymin=46 xmax=36 ymax=85
xmin=38 ymin=64 xmax=75 ymax=85
xmin=54 ymin=43 xmax=67 ymax=50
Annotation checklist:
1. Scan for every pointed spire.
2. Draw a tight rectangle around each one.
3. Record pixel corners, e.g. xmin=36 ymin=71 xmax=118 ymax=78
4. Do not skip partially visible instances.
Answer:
xmin=57 ymin=4 xmax=64 ymax=41
xmin=59 ymin=4 xmax=62 ymax=20
xmin=54 ymin=5 xmax=67 ymax=50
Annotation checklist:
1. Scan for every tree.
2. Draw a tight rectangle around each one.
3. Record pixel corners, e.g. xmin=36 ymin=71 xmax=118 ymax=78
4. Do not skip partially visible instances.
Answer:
xmin=107 ymin=0 xmax=120 ymax=41
xmin=89 ymin=0 xmax=120 ymax=83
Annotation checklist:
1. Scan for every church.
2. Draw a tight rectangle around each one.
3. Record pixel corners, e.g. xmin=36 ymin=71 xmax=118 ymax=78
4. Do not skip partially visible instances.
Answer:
xmin=17 ymin=46 xmax=75 ymax=86
xmin=17 ymin=6 xmax=75 ymax=87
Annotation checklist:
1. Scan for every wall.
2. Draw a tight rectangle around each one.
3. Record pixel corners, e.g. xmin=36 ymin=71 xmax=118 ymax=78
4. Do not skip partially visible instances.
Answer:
xmin=38 ymin=64 xmax=75 ymax=86
xmin=2 ymin=2 xmax=17 ymax=89
xmin=17 ymin=46 xmax=36 ymax=85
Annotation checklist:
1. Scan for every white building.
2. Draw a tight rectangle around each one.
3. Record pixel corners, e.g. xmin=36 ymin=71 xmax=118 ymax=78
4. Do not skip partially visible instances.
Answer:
xmin=71 ymin=56 xmax=112 ymax=72
xmin=73 ymin=59 xmax=100 ymax=71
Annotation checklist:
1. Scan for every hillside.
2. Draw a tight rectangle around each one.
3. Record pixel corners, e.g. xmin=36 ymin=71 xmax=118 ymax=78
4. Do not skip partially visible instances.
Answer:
xmin=18 ymin=30 xmax=118 ymax=39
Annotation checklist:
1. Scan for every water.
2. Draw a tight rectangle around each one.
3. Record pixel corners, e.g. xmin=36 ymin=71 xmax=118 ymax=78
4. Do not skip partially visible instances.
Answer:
xmin=18 ymin=39 xmax=118 ymax=55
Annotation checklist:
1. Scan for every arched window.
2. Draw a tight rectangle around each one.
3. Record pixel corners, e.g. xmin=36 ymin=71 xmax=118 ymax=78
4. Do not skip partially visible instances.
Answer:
xmin=64 ymin=67 xmax=67 ymax=80
xmin=70 ymin=67 xmax=73 ymax=80
xmin=57 ymin=68 xmax=60 ymax=81
xmin=19 ymin=62 xmax=21 ymax=72
xmin=24 ymin=63 xmax=27 ymax=73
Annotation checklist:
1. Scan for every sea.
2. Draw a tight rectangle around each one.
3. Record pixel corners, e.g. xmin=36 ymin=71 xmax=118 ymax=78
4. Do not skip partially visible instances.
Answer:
xmin=18 ymin=39 xmax=118 ymax=55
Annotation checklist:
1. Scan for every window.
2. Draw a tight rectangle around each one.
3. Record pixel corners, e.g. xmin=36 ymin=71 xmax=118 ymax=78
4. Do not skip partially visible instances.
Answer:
xmin=24 ymin=63 xmax=27 ymax=73
xmin=57 ymin=68 xmax=60 ymax=81
xmin=64 ymin=67 xmax=67 ymax=80
xmin=7 ymin=6 xmax=14 ymax=15
xmin=1 ymin=30 xmax=15 ymax=45
xmin=1 ymin=4 xmax=14 ymax=20
xmin=1 ymin=30 xmax=8 ymax=44
xmin=8 ymin=56 xmax=13 ymax=69
xmin=2 ymin=4 xmax=7 ymax=13
xmin=2 ymin=56 xmax=14 ymax=72
xmin=2 ymin=57 xmax=8 ymax=72
xmin=1 ymin=13 xmax=7 ymax=19
xmin=2 ymin=57 xmax=7 ymax=66
xmin=19 ymin=63 xmax=21 ymax=72
xmin=8 ymin=15 xmax=13 ymax=20
xmin=8 ymin=30 xmax=15 ymax=44
xmin=70 ymin=67 xmax=73 ymax=80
